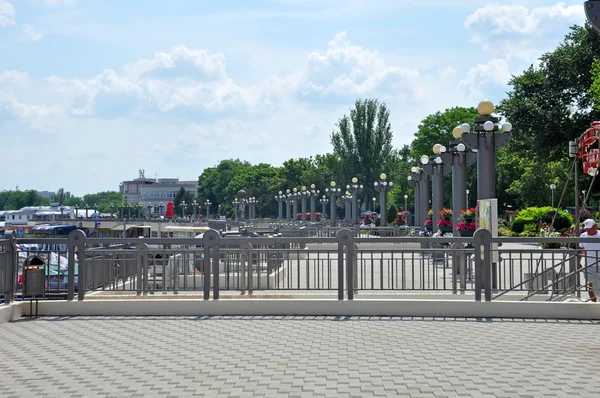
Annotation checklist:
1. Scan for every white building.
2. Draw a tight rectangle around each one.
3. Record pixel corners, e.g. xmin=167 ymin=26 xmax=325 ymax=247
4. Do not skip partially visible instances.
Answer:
xmin=2 ymin=205 xmax=75 ymax=226
xmin=120 ymin=170 xmax=198 ymax=214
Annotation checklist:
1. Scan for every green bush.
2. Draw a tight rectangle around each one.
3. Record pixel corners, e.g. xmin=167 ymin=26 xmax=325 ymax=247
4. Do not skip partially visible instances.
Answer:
xmin=511 ymin=206 xmax=573 ymax=234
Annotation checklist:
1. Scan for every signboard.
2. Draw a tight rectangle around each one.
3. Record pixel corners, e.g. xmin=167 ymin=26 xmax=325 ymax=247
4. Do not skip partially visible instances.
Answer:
xmin=477 ymin=198 xmax=499 ymax=263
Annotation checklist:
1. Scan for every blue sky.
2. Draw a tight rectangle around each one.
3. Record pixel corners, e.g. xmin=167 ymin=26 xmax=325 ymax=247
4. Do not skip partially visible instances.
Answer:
xmin=0 ymin=0 xmax=586 ymax=195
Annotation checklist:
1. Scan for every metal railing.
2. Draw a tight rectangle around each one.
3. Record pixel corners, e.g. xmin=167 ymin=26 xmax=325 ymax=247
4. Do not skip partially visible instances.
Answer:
xmin=2 ymin=228 xmax=600 ymax=303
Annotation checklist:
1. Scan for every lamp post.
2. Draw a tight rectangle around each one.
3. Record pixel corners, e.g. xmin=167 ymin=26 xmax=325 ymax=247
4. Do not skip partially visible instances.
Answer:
xmin=192 ymin=200 xmax=198 ymax=222
xmin=319 ymin=195 xmax=329 ymax=219
xmin=276 ymin=191 xmax=284 ymax=220
xmin=291 ymin=188 xmax=299 ymax=222
xmin=120 ymin=203 xmax=124 ymax=219
xmin=343 ymin=192 xmax=352 ymax=222
xmin=84 ymin=203 xmax=89 ymax=218
xmin=146 ymin=203 xmax=152 ymax=218
xmin=110 ymin=204 xmax=115 ymax=219
xmin=205 ymin=199 xmax=211 ymax=220
xmin=233 ymin=198 xmax=240 ymax=221
xmin=550 ymin=184 xmax=556 ymax=209
xmin=159 ymin=201 xmax=164 ymax=216
xmin=237 ymin=190 xmax=247 ymax=220
xmin=346 ymin=177 xmax=363 ymax=225
xmin=374 ymin=173 xmax=393 ymax=227
xmin=461 ymin=100 xmax=512 ymax=201
xmin=181 ymin=201 xmax=186 ymax=218
xmin=440 ymin=130 xmax=477 ymax=236
xmin=284 ymin=189 xmax=292 ymax=221
xmin=404 ymin=195 xmax=408 ymax=212
xmin=325 ymin=181 xmax=341 ymax=227
xmin=309 ymin=184 xmax=319 ymax=222
xmin=409 ymin=167 xmax=430 ymax=228
xmin=407 ymin=175 xmax=420 ymax=226
xmin=421 ymin=151 xmax=450 ymax=234
xmin=135 ymin=203 xmax=141 ymax=219
xmin=75 ymin=205 xmax=79 ymax=220
xmin=466 ymin=190 xmax=470 ymax=209
xmin=300 ymin=186 xmax=309 ymax=222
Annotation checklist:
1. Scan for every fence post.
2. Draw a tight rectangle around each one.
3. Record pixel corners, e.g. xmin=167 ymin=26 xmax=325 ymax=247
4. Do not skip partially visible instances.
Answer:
xmin=202 ymin=230 xmax=220 ymax=300
xmin=2 ymin=231 xmax=16 ymax=304
xmin=75 ymin=230 xmax=86 ymax=301
xmin=240 ymin=243 xmax=254 ymax=297
xmin=473 ymin=229 xmax=492 ymax=302
xmin=136 ymin=244 xmax=149 ymax=296
xmin=336 ymin=229 xmax=353 ymax=300
xmin=67 ymin=229 xmax=86 ymax=302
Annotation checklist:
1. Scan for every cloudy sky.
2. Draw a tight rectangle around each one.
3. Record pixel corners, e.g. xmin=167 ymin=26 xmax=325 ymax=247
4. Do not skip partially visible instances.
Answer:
xmin=0 ymin=0 xmax=586 ymax=195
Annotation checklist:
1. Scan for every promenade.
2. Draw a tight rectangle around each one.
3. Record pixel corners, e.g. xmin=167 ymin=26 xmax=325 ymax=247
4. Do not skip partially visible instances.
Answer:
xmin=1 ymin=315 xmax=597 ymax=397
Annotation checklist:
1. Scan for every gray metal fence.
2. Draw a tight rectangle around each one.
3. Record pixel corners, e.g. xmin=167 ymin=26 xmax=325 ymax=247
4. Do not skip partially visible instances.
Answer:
xmin=2 ymin=228 xmax=600 ymax=303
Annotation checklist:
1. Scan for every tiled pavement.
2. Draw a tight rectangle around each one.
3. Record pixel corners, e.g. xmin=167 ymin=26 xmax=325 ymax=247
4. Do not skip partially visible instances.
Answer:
xmin=1 ymin=316 xmax=599 ymax=397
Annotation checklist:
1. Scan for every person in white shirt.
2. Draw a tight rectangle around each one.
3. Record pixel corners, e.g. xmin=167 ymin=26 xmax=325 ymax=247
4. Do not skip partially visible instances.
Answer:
xmin=579 ymin=218 xmax=600 ymax=302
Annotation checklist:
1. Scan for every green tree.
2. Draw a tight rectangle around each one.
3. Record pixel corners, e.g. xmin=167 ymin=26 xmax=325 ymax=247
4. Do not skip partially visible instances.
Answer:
xmin=410 ymin=107 xmax=479 ymax=160
xmin=331 ymin=99 xmax=394 ymax=208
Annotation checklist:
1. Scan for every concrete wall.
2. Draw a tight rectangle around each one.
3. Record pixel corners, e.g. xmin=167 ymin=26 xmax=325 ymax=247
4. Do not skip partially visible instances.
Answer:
xmin=0 ymin=303 xmax=23 ymax=324
xmin=16 ymin=299 xmax=600 ymax=320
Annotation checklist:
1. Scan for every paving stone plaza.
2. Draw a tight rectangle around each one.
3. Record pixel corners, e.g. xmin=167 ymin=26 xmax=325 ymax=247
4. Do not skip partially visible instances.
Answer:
xmin=1 ymin=315 xmax=598 ymax=397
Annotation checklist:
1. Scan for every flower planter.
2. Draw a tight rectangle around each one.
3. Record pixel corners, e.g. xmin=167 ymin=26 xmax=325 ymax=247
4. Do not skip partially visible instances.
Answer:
xmin=458 ymin=230 xmax=475 ymax=237
xmin=462 ymin=216 xmax=475 ymax=223
xmin=439 ymin=226 xmax=453 ymax=233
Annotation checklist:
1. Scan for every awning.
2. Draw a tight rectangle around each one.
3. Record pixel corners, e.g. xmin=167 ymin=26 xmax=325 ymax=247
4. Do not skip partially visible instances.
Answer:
xmin=110 ymin=224 xmax=149 ymax=231
xmin=111 ymin=224 xmax=135 ymax=231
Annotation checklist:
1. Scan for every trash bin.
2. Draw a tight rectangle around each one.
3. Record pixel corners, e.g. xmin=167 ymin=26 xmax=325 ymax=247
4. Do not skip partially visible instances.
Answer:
xmin=23 ymin=256 xmax=45 ymax=297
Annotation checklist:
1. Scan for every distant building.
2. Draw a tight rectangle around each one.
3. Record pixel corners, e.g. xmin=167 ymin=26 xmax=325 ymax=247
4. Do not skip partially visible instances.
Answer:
xmin=37 ymin=190 xmax=55 ymax=199
xmin=120 ymin=170 xmax=198 ymax=214
xmin=2 ymin=204 xmax=75 ymax=226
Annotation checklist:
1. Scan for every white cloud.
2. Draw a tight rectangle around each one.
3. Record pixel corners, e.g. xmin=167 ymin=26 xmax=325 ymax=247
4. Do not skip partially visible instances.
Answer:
xmin=438 ymin=66 xmax=456 ymax=81
xmin=0 ymin=0 xmax=15 ymax=28
xmin=10 ymin=99 xmax=60 ymax=118
xmin=302 ymin=32 xmax=420 ymax=98
xmin=21 ymin=24 xmax=44 ymax=42
xmin=34 ymin=0 xmax=76 ymax=6
xmin=459 ymin=58 xmax=511 ymax=100
xmin=464 ymin=2 xmax=585 ymax=57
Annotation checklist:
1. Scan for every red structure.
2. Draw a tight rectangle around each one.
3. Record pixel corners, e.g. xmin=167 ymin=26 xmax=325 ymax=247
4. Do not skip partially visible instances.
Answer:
xmin=577 ymin=121 xmax=600 ymax=176
xmin=165 ymin=201 xmax=174 ymax=218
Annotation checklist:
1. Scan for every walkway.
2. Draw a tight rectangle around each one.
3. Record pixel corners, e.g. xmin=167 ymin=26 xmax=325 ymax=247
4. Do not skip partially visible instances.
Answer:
xmin=0 ymin=316 xmax=598 ymax=397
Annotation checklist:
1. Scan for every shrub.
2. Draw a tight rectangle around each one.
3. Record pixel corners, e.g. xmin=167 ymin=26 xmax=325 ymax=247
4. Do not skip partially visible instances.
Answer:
xmin=511 ymin=206 xmax=573 ymax=234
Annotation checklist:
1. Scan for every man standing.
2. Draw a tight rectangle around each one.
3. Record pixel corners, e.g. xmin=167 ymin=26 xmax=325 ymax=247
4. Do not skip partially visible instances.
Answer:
xmin=579 ymin=218 xmax=600 ymax=302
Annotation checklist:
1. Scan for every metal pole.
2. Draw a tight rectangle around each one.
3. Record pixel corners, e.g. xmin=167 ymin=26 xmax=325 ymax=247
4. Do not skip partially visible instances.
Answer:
xmin=420 ymin=173 xmax=430 ymax=228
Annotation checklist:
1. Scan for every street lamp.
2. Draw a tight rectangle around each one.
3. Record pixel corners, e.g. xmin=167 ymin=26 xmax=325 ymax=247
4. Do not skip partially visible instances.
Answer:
xmin=342 ymin=192 xmax=352 ymax=222
xmin=404 ymin=194 xmax=408 ymax=212
xmin=276 ymin=191 xmax=284 ymax=220
xmin=461 ymin=100 xmax=512 ymax=201
xmin=466 ymin=190 xmax=470 ymax=209
xmin=346 ymin=177 xmax=363 ymax=225
xmin=233 ymin=198 xmax=240 ymax=221
xmin=440 ymin=129 xmax=477 ymax=236
xmin=319 ymin=195 xmax=329 ymax=220
xmin=374 ymin=173 xmax=393 ymax=226
xmin=550 ymin=184 xmax=556 ymax=209
xmin=292 ymin=188 xmax=299 ymax=222
xmin=325 ymin=181 xmax=341 ymax=227
xmin=421 ymin=147 xmax=450 ymax=234
xmin=205 ymin=199 xmax=212 ymax=220
xmin=147 ymin=203 xmax=152 ymax=218
xmin=110 ymin=203 xmax=115 ymax=219
xmin=309 ymin=184 xmax=320 ymax=222
xmin=300 ymin=186 xmax=309 ymax=222
xmin=192 ymin=200 xmax=198 ymax=222
xmin=408 ymin=166 xmax=429 ymax=228
xmin=181 ymin=201 xmax=187 ymax=218
xmin=284 ymin=189 xmax=292 ymax=221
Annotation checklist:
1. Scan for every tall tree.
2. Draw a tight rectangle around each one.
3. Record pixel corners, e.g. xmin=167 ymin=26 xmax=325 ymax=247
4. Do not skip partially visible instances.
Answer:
xmin=498 ymin=23 xmax=600 ymax=207
xmin=331 ymin=99 xmax=394 ymax=208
